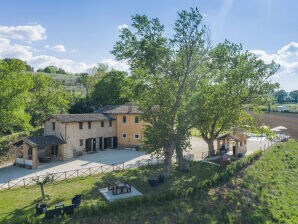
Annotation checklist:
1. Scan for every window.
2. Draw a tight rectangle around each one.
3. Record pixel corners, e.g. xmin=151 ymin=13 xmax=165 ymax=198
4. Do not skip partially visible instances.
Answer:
xmin=80 ymin=139 xmax=84 ymax=146
xmin=122 ymin=133 xmax=127 ymax=138
xmin=122 ymin=116 xmax=126 ymax=123
xmin=88 ymin=121 xmax=92 ymax=129
xmin=109 ymin=120 xmax=112 ymax=127
xmin=135 ymin=116 xmax=139 ymax=124
xmin=79 ymin=122 xmax=83 ymax=129
xmin=134 ymin=134 xmax=139 ymax=139
xmin=101 ymin=121 xmax=105 ymax=127
xmin=28 ymin=147 xmax=32 ymax=159
xmin=52 ymin=122 xmax=56 ymax=130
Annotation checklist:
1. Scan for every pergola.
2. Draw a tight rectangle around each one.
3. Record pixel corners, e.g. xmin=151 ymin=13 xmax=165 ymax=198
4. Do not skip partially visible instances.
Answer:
xmin=216 ymin=132 xmax=247 ymax=156
xmin=13 ymin=135 xmax=65 ymax=169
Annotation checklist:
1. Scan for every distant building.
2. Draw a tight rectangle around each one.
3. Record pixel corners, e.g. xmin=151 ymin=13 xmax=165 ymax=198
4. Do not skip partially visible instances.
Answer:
xmin=13 ymin=104 xmax=144 ymax=168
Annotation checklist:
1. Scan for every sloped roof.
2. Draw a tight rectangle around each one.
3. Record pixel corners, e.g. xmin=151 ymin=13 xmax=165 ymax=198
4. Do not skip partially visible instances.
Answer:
xmin=96 ymin=104 xmax=142 ymax=114
xmin=45 ymin=113 xmax=112 ymax=123
xmin=216 ymin=133 xmax=246 ymax=141
xmin=13 ymin=135 xmax=65 ymax=148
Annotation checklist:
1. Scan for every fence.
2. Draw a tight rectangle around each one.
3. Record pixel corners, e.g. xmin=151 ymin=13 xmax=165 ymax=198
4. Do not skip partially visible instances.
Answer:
xmin=0 ymin=158 xmax=164 ymax=191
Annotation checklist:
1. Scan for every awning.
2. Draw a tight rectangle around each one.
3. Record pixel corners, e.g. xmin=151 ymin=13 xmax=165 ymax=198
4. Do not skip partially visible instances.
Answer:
xmin=13 ymin=135 xmax=65 ymax=148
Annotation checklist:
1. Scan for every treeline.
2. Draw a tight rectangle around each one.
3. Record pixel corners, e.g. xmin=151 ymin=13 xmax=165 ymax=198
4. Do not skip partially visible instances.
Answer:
xmin=0 ymin=58 xmax=130 ymax=136
xmin=274 ymin=89 xmax=298 ymax=103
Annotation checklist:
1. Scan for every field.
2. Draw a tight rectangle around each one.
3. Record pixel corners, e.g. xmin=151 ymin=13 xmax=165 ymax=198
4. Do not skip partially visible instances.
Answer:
xmin=252 ymin=112 xmax=298 ymax=139
xmin=0 ymin=140 xmax=297 ymax=223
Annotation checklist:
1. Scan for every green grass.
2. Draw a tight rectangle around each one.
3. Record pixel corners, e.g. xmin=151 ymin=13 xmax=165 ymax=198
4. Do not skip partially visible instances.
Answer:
xmin=77 ymin=140 xmax=298 ymax=224
xmin=243 ymin=139 xmax=298 ymax=223
xmin=1 ymin=140 xmax=297 ymax=223
xmin=0 ymin=162 xmax=219 ymax=223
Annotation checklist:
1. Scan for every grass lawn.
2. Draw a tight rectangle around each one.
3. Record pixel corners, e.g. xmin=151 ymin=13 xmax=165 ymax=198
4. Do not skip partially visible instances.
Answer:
xmin=1 ymin=140 xmax=297 ymax=223
xmin=0 ymin=160 xmax=220 ymax=223
xmin=77 ymin=140 xmax=298 ymax=224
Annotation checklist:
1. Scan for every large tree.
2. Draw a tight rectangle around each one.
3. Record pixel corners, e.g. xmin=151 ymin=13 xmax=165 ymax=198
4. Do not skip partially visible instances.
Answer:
xmin=27 ymin=73 xmax=70 ymax=125
xmin=91 ymin=70 xmax=129 ymax=106
xmin=112 ymin=8 xmax=209 ymax=176
xmin=289 ymin=90 xmax=298 ymax=103
xmin=190 ymin=41 xmax=279 ymax=156
xmin=274 ymin=89 xmax=288 ymax=103
xmin=0 ymin=59 xmax=33 ymax=135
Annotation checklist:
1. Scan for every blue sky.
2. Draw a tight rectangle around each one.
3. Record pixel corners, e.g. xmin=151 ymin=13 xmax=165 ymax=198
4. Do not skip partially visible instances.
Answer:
xmin=0 ymin=0 xmax=297 ymax=91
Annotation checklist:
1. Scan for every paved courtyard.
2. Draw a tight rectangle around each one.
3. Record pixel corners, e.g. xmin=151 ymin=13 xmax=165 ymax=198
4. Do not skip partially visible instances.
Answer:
xmin=0 ymin=136 xmax=269 ymax=183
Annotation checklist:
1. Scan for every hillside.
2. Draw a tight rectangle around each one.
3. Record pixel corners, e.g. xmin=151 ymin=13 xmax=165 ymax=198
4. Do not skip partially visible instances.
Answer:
xmin=42 ymin=72 xmax=85 ymax=95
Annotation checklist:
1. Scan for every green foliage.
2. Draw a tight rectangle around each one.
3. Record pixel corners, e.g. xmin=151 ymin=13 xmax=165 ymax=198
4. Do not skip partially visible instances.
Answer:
xmin=274 ymin=89 xmax=288 ymax=103
xmin=289 ymin=90 xmax=298 ymax=103
xmin=112 ymin=8 xmax=209 ymax=175
xmin=37 ymin=66 xmax=68 ymax=75
xmin=189 ymin=40 xmax=279 ymax=155
xmin=26 ymin=73 xmax=71 ymax=125
xmin=91 ymin=70 xmax=129 ymax=106
xmin=0 ymin=58 xmax=33 ymax=135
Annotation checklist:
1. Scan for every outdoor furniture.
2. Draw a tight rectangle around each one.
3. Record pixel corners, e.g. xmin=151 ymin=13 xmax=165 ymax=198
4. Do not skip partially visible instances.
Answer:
xmin=63 ymin=204 xmax=76 ymax=215
xmin=148 ymin=177 xmax=159 ymax=187
xmin=148 ymin=174 xmax=165 ymax=187
xmin=35 ymin=203 xmax=47 ymax=215
xmin=72 ymin=194 xmax=81 ymax=207
xmin=44 ymin=207 xmax=62 ymax=219
xmin=106 ymin=181 xmax=131 ymax=195
xmin=54 ymin=203 xmax=64 ymax=209
xmin=112 ymin=182 xmax=131 ymax=195
xmin=107 ymin=181 xmax=116 ymax=191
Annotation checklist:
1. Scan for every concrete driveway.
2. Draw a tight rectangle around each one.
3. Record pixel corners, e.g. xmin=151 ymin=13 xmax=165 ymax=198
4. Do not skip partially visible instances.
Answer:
xmin=0 ymin=149 xmax=150 ymax=183
xmin=0 ymin=136 xmax=269 ymax=184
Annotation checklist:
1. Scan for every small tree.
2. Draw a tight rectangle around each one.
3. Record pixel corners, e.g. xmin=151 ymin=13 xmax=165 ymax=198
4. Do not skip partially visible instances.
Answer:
xmin=33 ymin=174 xmax=54 ymax=201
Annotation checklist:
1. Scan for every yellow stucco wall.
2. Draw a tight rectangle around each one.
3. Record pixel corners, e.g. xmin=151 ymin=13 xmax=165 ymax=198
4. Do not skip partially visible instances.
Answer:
xmin=115 ymin=114 xmax=144 ymax=147
xmin=44 ymin=119 xmax=116 ymax=159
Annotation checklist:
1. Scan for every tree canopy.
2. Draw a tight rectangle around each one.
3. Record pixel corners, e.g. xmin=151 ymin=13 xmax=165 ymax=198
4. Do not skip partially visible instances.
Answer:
xmin=112 ymin=8 xmax=209 ymax=176
xmin=0 ymin=59 xmax=33 ymax=135
xmin=189 ymin=41 xmax=279 ymax=156
xmin=91 ymin=70 xmax=129 ymax=106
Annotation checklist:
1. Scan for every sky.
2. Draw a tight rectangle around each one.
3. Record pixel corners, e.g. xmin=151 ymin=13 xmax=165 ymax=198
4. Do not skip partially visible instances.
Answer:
xmin=0 ymin=0 xmax=297 ymax=91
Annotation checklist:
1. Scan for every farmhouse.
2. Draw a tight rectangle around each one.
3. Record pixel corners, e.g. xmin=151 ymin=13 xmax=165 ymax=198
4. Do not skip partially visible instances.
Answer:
xmin=12 ymin=104 xmax=144 ymax=168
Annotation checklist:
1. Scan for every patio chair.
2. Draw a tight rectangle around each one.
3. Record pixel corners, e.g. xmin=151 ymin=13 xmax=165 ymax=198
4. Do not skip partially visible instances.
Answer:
xmin=44 ymin=207 xmax=62 ymax=219
xmin=35 ymin=203 xmax=47 ymax=215
xmin=72 ymin=194 xmax=82 ymax=207
xmin=148 ymin=177 xmax=159 ymax=187
xmin=63 ymin=204 xmax=76 ymax=215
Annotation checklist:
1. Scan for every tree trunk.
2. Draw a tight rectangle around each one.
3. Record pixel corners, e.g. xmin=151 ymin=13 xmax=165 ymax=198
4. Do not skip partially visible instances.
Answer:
xmin=268 ymin=103 xmax=271 ymax=113
xmin=162 ymin=139 xmax=175 ymax=178
xmin=206 ymin=139 xmax=215 ymax=157
xmin=176 ymin=147 xmax=185 ymax=170
xmin=40 ymin=184 xmax=45 ymax=200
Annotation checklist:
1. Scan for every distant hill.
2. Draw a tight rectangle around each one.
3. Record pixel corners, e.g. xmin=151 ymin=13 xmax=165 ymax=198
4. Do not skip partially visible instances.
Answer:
xmin=39 ymin=72 xmax=85 ymax=96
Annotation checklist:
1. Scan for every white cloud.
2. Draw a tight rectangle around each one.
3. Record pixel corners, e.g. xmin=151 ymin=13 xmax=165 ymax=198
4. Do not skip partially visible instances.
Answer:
xmin=0 ymin=37 xmax=32 ymax=60
xmin=118 ymin=24 xmax=128 ymax=30
xmin=99 ymin=58 xmax=129 ymax=71
xmin=28 ymin=55 xmax=94 ymax=73
xmin=251 ymin=42 xmax=298 ymax=91
xmin=0 ymin=25 xmax=46 ymax=41
xmin=0 ymin=24 xmax=129 ymax=74
xmin=44 ymin=44 xmax=66 ymax=52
